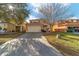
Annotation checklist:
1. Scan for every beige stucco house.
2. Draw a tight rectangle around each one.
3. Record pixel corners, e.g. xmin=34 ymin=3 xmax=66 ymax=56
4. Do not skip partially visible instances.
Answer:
xmin=0 ymin=22 xmax=16 ymax=32
xmin=16 ymin=22 xmax=28 ymax=32
xmin=0 ymin=22 xmax=28 ymax=32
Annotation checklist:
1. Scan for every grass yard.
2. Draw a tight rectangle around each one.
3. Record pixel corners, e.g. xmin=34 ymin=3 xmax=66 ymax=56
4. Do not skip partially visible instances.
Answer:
xmin=0 ymin=32 xmax=24 ymax=45
xmin=44 ymin=32 xmax=79 ymax=56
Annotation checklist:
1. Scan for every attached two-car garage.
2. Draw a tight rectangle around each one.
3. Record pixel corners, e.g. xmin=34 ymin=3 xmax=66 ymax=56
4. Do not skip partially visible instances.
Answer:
xmin=28 ymin=26 xmax=41 ymax=32
xmin=26 ymin=19 xmax=49 ymax=32
xmin=27 ymin=23 xmax=42 ymax=32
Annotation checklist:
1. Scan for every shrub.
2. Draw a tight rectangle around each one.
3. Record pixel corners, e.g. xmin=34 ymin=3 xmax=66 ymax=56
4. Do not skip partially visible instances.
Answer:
xmin=0 ymin=26 xmax=2 ymax=30
xmin=3 ymin=28 xmax=7 ymax=31
xmin=67 ymin=27 xmax=75 ymax=32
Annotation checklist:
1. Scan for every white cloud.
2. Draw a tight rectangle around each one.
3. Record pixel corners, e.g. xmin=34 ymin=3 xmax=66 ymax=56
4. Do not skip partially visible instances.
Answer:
xmin=69 ymin=17 xmax=79 ymax=19
xmin=31 ymin=3 xmax=40 ymax=8
xmin=28 ymin=15 xmax=39 ymax=20
xmin=32 ymin=7 xmax=39 ymax=13
xmin=31 ymin=3 xmax=41 ymax=14
xmin=62 ymin=3 xmax=71 ymax=6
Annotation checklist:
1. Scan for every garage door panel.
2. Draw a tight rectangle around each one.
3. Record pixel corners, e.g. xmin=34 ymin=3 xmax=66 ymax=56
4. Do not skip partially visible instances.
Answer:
xmin=28 ymin=26 xmax=41 ymax=32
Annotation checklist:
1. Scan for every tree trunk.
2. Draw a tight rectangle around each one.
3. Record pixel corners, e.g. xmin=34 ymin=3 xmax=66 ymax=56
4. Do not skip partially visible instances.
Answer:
xmin=50 ymin=24 xmax=53 ymax=32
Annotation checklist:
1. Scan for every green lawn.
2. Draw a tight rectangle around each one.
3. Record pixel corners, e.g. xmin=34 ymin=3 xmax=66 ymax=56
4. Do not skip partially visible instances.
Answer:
xmin=44 ymin=32 xmax=79 ymax=56
xmin=0 ymin=32 xmax=24 ymax=45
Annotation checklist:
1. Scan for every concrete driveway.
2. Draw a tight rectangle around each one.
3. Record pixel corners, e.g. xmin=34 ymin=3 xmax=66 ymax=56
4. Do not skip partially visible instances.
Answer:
xmin=0 ymin=33 xmax=63 ymax=56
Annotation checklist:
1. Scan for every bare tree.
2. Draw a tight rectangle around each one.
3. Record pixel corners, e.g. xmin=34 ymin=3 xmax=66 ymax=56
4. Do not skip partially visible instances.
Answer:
xmin=38 ymin=3 xmax=73 ymax=32
xmin=38 ymin=3 xmax=73 ymax=23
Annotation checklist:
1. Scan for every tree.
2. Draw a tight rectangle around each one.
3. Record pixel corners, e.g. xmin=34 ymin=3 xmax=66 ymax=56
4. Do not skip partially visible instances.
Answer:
xmin=38 ymin=3 xmax=73 ymax=23
xmin=10 ymin=3 xmax=30 ymax=25
xmin=38 ymin=3 xmax=73 ymax=32
xmin=0 ymin=3 xmax=30 ymax=25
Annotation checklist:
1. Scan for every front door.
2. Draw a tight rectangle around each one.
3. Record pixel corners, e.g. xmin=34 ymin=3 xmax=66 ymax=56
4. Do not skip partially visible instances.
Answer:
xmin=16 ymin=26 xmax=20 ymax=32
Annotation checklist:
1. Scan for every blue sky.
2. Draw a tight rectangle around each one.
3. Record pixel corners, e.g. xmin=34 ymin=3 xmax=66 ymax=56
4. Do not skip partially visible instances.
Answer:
xmin=27 ymin=3 xmax=79 ymax=20
xmin=69 ymin=3 xmax=79 ymax=19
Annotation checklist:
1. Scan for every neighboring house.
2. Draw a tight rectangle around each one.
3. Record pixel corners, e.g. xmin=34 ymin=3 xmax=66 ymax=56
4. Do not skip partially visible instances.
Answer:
xmin=52 ymin=21 xmax=67 ymax=32
xmin=0 ymin=22 xmax=16 ymax=32
xmin=52 ymin=19 xmax=79 ymax=32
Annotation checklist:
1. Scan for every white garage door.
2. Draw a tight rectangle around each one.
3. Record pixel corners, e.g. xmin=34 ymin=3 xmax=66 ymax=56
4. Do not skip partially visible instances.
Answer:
xmin=28 ymin=26 xmax=41 ymax=32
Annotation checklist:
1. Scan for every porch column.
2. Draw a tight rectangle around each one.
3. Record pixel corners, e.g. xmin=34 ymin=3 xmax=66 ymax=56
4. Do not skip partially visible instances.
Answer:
xmin=20 ymin=26 xmax=23 ymax=32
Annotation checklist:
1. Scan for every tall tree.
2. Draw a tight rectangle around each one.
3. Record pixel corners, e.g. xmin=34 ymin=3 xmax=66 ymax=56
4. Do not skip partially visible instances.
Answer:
xmin=0 ymin=3 xmax=30 ymax=25
xmin=38 ymin=3 xmax=73 ymax=23
xmin=38 ymin=3 xmax=74 ymax=31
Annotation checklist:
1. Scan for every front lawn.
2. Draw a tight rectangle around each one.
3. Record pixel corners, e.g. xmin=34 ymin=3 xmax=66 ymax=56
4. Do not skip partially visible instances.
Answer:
xmin=44 ymin=32 xmax=79 ymax=56
xmin=0 ymin=32 xmax=24 ymax=45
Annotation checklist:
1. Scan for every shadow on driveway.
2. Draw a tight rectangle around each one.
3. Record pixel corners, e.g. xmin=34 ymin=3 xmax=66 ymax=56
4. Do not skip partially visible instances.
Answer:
xmin=7 ymin=38 xmax=62 ymax=56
